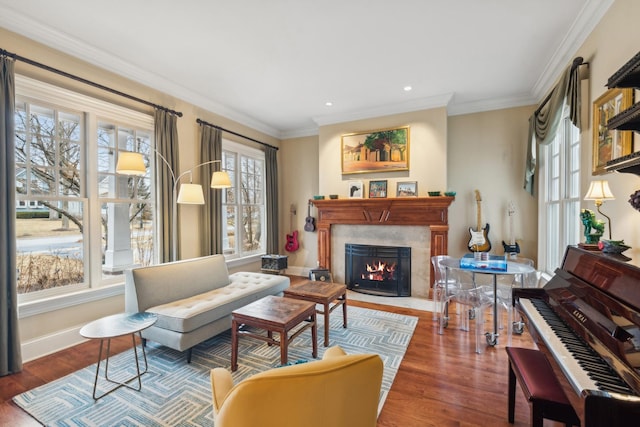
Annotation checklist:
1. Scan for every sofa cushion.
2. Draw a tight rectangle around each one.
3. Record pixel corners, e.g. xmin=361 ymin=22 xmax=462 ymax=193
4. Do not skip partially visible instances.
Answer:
xmin=147 ymin=272 xmax=290 ymax=333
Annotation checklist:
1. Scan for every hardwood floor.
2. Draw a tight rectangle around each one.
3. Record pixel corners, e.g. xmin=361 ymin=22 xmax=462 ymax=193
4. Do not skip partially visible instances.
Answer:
xmin=0 ymin=277 xmax=567 ymax=426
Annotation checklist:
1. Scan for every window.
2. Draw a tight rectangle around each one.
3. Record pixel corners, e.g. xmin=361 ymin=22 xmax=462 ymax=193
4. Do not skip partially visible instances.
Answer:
xmin=15 ymin=76 xmax=155 ymax=300
xmin=221 ymin=140 xmax=266 ymax=259
xmin=538 ymin=114 xmax=581 ymax=275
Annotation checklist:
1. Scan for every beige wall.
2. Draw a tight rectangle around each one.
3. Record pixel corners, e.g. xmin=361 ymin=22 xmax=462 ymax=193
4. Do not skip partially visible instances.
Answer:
xmin=448 ymin=106 xmax=537 ymax=260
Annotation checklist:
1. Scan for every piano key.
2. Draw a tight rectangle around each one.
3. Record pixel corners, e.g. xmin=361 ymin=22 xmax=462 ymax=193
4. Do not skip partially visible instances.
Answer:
xmin=519 ymin=297 xmax=634 ymax=395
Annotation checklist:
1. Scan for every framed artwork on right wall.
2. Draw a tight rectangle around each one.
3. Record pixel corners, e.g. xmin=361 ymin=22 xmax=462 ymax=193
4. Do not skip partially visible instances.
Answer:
xmin=592 ymin=88 xmax=634 ymax=175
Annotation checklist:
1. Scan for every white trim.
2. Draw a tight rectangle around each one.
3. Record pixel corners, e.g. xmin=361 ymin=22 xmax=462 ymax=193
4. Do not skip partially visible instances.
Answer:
xmin=15 ymin=75 xmax=153 ymax=128
xmin=18 ymin=283 xmax=124 ymax=318
xmin=21 ymin=325 xmax=88 ymax=363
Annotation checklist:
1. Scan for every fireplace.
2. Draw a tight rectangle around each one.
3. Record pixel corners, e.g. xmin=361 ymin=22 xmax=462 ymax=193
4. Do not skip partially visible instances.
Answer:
xmin=345 ymin=243 xmax=411 ymax=297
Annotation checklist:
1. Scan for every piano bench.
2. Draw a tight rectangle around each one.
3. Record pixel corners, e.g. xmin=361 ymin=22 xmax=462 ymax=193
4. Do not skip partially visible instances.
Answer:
xmin=506 ymin=347 xmax=581 ymax=427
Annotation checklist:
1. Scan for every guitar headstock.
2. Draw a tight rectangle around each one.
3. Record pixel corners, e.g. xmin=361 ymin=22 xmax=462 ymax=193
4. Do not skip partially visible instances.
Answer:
xmin=475 ymin=189 xmax=482 ymax=202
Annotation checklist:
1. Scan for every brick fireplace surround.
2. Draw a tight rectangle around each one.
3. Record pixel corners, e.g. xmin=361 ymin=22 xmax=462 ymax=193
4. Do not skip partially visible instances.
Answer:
xmin=311 ymin=196 xmax=454 ymax=297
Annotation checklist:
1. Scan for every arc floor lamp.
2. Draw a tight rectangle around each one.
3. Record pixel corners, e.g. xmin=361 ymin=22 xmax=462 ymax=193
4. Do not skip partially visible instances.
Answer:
xmin=116 ymin=151 xmax=231 ymax=261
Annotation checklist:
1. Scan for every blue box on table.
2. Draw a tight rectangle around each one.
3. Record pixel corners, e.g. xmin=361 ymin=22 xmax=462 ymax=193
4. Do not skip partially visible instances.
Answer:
xmin=459 ymin=253 xmax=507 ymax=272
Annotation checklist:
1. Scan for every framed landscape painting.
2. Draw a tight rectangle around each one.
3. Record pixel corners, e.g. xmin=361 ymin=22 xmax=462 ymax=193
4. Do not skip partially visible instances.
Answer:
xmin=369 ymin=180 xmax=388 ymax=198
xmin=341 ymin=126 xmax=409 ymax=174
xmin=592 ymin=88 xmax=634 ymax=175
xmin=397 ymin=181 xmax=417 ymax=197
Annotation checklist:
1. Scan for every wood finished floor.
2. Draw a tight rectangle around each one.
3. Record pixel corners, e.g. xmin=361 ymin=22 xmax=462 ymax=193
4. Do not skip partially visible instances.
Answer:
xmin=0 ymin=276 xmax=567 ymax=427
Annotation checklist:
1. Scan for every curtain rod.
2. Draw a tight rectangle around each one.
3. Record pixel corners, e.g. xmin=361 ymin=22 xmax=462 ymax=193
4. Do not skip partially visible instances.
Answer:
xmin=0 ymin=47 xmax=183 ymax=117
xmin=196 ymin=118 xmax=278 ymax=151
xmin=534 ymin=57 xmax=588 ymax=116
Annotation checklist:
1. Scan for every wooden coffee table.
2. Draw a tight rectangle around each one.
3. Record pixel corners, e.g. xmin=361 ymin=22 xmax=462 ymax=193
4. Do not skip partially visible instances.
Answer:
xmin=283 ymin=280 xmax=347 ymax=346
xmin=231 ymin=295 xmax=317 ymax=371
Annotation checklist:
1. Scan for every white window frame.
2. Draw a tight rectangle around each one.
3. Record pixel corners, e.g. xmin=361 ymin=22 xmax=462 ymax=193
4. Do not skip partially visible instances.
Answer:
xmin=15 ymin=75 xmax=155 ymax=305
xmin=537 ymin=113 xmax=581 ymax=276
xmin=221 ymin=139 xmax=266 ymax=263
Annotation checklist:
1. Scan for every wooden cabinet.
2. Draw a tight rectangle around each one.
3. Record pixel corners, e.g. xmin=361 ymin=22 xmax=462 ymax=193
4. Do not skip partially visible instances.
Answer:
xmin=605 ymin=51 xmax=640 ymax=175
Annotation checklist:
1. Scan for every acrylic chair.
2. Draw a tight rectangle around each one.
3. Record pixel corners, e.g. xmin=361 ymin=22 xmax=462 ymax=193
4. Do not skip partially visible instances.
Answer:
xmin=494 ymin=257 xmax=539 ymax=345
xmin=434 ymin=256 xmax=493 ymax=353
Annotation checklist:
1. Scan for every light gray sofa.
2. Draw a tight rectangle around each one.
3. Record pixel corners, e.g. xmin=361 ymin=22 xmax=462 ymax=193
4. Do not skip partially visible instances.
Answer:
xmin=124 ymin=254 xmax=290 ymax=362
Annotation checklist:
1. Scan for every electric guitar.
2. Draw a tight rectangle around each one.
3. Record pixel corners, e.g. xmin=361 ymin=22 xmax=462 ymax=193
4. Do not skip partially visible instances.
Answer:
xmin=285 ymin=204 xmax=299 ymax=252
xmin=502 ymin=200 xmax=521 ymax=257
xmin=467 ymin=189 xmax=491 ymax=252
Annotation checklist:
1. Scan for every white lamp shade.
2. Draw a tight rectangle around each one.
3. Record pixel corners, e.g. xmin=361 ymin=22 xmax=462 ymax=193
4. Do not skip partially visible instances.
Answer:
xmin=211 ymin=171 xmax=232 ymax=189
xmin=177 ymin=183 xmax=205 ymax=205
xmin=584 ymin=180 xmax=615 ymax=201
xmin=116 ymin=152 xmax=146 ymax=176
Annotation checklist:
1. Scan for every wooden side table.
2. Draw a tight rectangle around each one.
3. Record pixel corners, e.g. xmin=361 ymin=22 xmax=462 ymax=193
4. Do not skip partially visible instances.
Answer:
xmin=79 ymin=312 xmax=157 ymax=400
xmin=231 ymin=295 xmax=317 ymax=371
xmin=283 ymin=280 xmax=347 ymax=346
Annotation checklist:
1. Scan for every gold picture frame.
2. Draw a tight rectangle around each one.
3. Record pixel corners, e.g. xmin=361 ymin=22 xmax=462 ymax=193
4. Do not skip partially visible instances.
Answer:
xmin=341 ymin=126 xmax=409 ymax=174
xmin=592 ymin=88 xmax=634 ymax=175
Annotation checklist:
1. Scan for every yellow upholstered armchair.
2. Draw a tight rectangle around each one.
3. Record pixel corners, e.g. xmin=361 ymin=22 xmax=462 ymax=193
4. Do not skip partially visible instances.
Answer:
xmin=210 ymin=346 xmax=383 ymax=427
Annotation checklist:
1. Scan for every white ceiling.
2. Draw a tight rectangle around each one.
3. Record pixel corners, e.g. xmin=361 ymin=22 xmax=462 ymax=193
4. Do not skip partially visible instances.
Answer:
xmin=0 ymin=0 xmax=613 ymax=139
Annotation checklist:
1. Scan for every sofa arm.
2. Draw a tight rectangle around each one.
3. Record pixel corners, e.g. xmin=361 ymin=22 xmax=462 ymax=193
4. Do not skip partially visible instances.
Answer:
xmin=211 ymin=367 xmax=234 ymax=417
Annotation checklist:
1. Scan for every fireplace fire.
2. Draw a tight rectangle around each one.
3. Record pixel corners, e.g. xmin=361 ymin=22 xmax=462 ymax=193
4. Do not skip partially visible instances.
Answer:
xmin=345 ymin=243 xmax=410 ymax=297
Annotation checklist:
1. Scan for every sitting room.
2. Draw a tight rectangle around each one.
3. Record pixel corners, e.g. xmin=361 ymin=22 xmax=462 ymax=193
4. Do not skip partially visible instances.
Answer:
xmin=2 ymin=1 xmax=640 ymax=426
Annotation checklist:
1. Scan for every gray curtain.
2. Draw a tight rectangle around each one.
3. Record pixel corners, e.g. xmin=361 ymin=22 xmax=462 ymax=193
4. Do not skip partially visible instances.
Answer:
xmin=155 ymin=110 xmax=179 ymax=262
xmin=1 ymin=55 xmax=22 ymax=376
xmin=265 ymin=146 xmax=279 ymax=254
xmin=524 ymin=60 xmax=582 ymax=195
xmin=199 ymin=124 xmax=223 ymax=255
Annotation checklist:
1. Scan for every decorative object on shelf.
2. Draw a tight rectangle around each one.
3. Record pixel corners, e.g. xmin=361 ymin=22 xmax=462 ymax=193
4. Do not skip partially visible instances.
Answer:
xmin=116 ymin=150 xmax=231 ymax=261
xmin=368 ymin=180 xmax=387 ymax=198
xmin=313 ymin=195 xmax=325 ymax=200
xmin=347 ymin=180 xmax=364 ymax=198
xmin=329 ymin=194 xmax=338 ymax=199
xmin=396 ymin=181 xmax=417 ymax=197
xmin=427 ymin=191 xmax=441 ymax=196
xmin=341 ymin=126 xmax=409 ymax=174
xmin=592 ymin=88 xmax=634 ymax=175
xmin=598 ymin=239 xmax=631 ymax=255
xmin=584 ymin=180 xmax=615 ymax=239
xmin=580 ymin=209 xmax=605 ymax=244
xmin=444 ymin=191 xmax=456 ymax=197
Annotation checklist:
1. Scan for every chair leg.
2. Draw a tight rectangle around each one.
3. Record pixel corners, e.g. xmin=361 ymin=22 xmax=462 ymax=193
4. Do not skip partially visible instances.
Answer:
xmin=187 ymin=348 xmax=193 ymax=363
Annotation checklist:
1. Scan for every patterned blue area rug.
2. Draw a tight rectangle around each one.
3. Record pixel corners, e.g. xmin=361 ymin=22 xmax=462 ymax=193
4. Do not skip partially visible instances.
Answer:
xmin=14 ymin=306 xmax=417 ymax=426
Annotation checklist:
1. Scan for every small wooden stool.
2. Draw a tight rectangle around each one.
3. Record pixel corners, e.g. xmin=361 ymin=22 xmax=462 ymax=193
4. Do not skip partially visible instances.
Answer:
xmin=506 ymin=347 xmax=580 ymax=427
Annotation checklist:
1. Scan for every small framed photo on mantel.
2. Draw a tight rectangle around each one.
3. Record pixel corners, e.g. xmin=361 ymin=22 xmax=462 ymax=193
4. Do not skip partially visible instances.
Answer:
xmin=369 ymin=180 xmax=388 ymax=198
xmin=347 ymin=180 xmax=364 ymax=198
xmin=396 ymin=181 xmax=418 ymax=197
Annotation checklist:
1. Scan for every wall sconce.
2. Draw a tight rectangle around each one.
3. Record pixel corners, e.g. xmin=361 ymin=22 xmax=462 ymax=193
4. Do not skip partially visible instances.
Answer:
xmin=116 ymin=150 xmax=231 ymax=261
xmin=584 ymin=180 xmax=615 ymax=240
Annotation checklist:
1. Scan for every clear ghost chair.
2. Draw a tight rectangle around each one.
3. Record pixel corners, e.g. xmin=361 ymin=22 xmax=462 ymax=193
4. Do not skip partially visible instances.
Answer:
xmin=434 ymin=256 xmax=493 ymax=353
xmin=494 ymin=257 xmax=539 ymax=345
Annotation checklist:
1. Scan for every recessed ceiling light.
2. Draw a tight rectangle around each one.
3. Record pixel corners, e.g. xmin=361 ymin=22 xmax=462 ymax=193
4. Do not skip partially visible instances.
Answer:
xmin=325 ymin=101 xmax=333 ymax=107
xmin=403 ymin=86 xmax=412 ymax=92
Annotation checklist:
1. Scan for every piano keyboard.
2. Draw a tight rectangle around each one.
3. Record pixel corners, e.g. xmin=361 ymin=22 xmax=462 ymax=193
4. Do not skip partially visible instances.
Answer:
xmin=519 ymin=297 xmax=635 ymax=396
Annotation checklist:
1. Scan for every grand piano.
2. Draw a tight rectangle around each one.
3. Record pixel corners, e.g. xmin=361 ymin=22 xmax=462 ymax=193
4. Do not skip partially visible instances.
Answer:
xmin=514 ymin=246 xmax=640 ymax=427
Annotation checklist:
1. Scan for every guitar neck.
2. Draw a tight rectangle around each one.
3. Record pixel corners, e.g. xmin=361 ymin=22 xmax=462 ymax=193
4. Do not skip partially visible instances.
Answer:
xmin=476 ymin=200 xmax=482 ymax=230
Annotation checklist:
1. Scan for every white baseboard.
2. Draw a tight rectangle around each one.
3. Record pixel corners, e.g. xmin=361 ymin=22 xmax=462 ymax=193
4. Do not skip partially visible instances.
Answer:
xmin=21 ymin=325 xmax=86 ymax=363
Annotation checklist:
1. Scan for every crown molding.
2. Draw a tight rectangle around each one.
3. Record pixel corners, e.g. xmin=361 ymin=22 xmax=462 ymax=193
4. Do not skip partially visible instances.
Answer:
xmin=447 ymin=92 xmax=537 ymax=116
xmin=530 ymin=0 xmax=614 ymax=101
